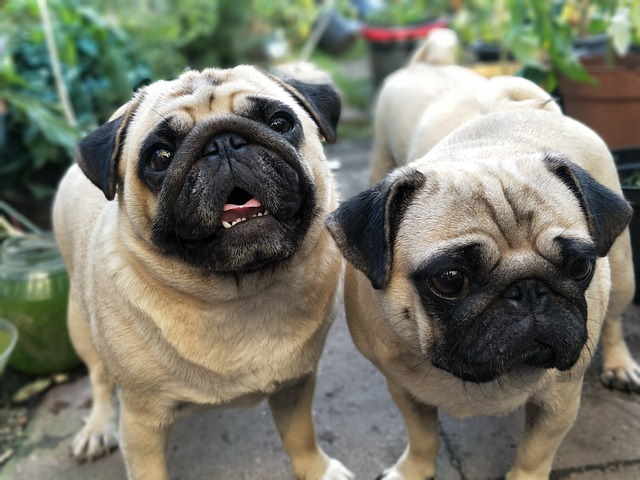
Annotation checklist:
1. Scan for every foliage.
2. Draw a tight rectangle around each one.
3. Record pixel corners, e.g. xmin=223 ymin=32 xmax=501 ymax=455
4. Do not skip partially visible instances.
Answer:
xmin=0 ymin=0 xmax=331 ymax=214
xmin=453 ymin=0 xmax=510 ymax=46
xmin=0 ymin=0 xmax=150 ymax=204
xmin=312 ymin=44 xmax=371 ymax=112
xmin=364 ymin=0 xmax=451 ymax=27
xmin=87 ymin=0 xmax=319 ymax=79
xmin=453 ymin=0 xmax=640 ymax=91
xmin=622 ymin=171 xmax=640 ymax=188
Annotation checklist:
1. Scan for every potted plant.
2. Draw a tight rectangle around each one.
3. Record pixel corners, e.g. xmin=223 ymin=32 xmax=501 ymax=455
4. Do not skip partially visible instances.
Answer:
xmin=479 ymin=0 xmax=640 ymax=149
xmin=0 ymin=0 xmax=150 ymax=374
xmin=556 ymin=1 xmax=640 ymax=149
xmin=361 ymin=0 xmax=450 ymax=87
xmin=453 ymin=0 xmax=509 ymax=61
xmin=0 ymin=230 xmax=78 ymax=375
xmin=452 ymin=0 xmax=522 ymax=77
xmin=0 ymin=318 xmax=18 ymax=378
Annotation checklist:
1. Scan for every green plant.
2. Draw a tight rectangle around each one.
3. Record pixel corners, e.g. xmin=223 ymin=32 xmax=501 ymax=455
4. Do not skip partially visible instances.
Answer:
xmin=453 ymin=0 xmax=510 ymax=46
xmin=0 ymin=0 xmax=150 ymax=205
xmin=365 ymin=0 xmax=451 ymax=27
xmin=622 ymin=171 xmax=640 ymax=188
xmin=88 ymin=0 xmax=320 ymax=79
xmin=454 ymin=0 xmax=640 ymax=91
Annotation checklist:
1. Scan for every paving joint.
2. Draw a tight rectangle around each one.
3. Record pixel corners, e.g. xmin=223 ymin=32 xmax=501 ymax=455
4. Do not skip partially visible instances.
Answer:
xmin=440 ymin=426 xmax=468 ymax=480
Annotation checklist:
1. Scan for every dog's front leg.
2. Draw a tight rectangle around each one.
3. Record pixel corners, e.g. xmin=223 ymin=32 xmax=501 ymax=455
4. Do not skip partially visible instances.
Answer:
xmin=269 ymin=374 xmax=353 ymax=480
xmin=507 ymin=381 xmax=582 ymax=480
xmin=378 ymin=379 xmax=439 ymax=480
xmin=119 ymin=392 xmax=174 ymax=480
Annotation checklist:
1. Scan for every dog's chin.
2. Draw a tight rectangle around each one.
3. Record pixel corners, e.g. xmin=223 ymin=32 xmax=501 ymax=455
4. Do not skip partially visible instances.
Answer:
xmin=171 ymin=213 xmax=305 ymax=274
xmin=432 ymin=344 xmax=578 ymax=384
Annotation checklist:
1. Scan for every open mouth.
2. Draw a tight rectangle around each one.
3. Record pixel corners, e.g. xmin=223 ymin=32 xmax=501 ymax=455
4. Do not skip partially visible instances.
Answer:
xmin=221 ymin=187 xmax=270 ymax=229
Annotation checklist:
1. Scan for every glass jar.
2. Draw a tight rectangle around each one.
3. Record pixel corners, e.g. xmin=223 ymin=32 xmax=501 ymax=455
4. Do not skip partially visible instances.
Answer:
xmin=0 ymin=234 xmax=79 ymax=375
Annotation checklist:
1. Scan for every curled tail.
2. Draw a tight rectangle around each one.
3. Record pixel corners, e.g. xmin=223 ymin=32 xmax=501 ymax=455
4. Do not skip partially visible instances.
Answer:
xmin=479 ymin=76 xmax=562 ymax=114
xmin=409 ymin=28 xmax=458 ymax=66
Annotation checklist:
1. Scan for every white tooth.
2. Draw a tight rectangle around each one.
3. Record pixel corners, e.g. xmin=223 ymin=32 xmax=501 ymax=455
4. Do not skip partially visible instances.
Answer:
xmin=241 ymin=217 xmax=246 ymax=222
xmin=231 ymin=219 xmax=239 ymax=226
xmin=257 ymin=212 xmax=262 ymax=217
xmin=222 ymin=221 xmax=231 ymax=229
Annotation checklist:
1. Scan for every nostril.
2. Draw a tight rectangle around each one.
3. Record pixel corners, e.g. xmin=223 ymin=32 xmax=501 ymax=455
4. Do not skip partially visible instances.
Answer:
xmin=534 ymin=283 xmax=549 ymax=299
xmin=229 ymin=134 xmax=248 ymax=150
xmin=202 ymin=133 xmax=248 ymax=157
xmin=503 ymin=284 xmax=523 ymax=301
xmin=202 ymin=139 xmax=220 ymax=157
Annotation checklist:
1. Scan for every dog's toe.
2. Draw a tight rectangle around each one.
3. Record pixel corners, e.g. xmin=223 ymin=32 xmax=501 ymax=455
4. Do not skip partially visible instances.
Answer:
xmin=71 ymin=417 xmax=118 ymax=461
xmin=321 ymin=458 xmax=355 ymax=480
xmin=601 ymin=362 xmax=640 ymax=393
xmin=375 ymin=468 xmax=404 ymax=480
xmin=376 ymin=465 xmax=435 ymax=480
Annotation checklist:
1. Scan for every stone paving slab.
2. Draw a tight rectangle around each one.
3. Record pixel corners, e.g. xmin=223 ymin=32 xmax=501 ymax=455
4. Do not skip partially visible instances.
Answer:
xmin=2 ymin=140 xmax=639 ymax=480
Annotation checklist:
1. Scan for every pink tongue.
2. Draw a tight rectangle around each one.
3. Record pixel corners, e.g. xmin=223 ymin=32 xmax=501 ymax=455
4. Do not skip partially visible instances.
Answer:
xmin=223 ymin=197 xmax=261 ymax=212
xmin=221 ymin=198 xmax=262 ymax=223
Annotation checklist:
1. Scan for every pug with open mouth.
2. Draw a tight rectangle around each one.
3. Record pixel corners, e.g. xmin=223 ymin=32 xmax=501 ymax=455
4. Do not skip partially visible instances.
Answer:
xmin=52 ymin=64 xmax=353 ymax=480
xmin=326 ymin=33 xmax=636 ymax=480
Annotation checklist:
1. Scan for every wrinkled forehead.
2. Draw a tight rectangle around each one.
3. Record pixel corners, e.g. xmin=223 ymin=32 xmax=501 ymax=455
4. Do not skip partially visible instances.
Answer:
xmin=396 ymin=157 xmax=592 ymax=270
xmin=129 ymin=65 xmax=293 ymax=136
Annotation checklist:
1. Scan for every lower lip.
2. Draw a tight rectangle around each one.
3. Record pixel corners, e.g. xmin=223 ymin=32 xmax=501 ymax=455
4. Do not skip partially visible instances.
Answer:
xmin=180 ymin=216 xmax=272 ymax=246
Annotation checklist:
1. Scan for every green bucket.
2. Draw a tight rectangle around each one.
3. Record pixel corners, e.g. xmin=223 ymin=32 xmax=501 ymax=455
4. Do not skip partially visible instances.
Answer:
xmin=0 ymin=234 xmax=79 ymax=375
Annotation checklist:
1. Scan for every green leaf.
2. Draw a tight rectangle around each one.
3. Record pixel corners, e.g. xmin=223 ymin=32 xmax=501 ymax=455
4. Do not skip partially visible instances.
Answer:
xmin=1 ymin=91 xmax=79 ymax=151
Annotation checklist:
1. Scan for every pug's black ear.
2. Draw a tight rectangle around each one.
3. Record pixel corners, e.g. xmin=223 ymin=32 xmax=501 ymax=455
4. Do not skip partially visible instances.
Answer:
xmin=544 ymin=154 xmax=632 ymax=256
xmin=76 ymin=97 xmax=141 ymax=200
xmin=269 ymin=71 xmax=341 ymax=144
xmin=327 ymin=168 xmax=425 ymax=289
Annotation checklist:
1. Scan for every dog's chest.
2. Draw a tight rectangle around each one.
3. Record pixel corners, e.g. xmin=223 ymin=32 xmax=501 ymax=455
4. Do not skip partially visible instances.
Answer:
xmin=382 ymin=353 xmax=547 ymax=417
xmin=91 ymin=269 xmax=332 ymax=405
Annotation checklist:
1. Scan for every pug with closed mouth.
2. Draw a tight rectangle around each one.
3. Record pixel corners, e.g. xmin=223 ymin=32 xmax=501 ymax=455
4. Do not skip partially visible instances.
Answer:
xmin=52 ymin=64 xmax=353 ymax=480
xmin=326 ymin=34 xmax=636 ymax=480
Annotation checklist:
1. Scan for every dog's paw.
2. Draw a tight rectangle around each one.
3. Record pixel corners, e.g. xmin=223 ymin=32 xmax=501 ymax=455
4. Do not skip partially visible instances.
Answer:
xmin=71 ymin=414 xmax=118 ymax=461
xmin=375 ymin=466 xmax=433 ymax=480
xmin=601 ymin=353 xmax=640 ymax=393
xmin=320 ymin=458 xmax=355 ymax=480
xmin=375 ymin=468 xmax=404 ymax=480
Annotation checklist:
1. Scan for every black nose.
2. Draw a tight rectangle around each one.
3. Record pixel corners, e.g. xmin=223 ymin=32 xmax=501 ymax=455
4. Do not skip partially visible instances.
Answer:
xmin=202 ymin=132 xmax=248 ymax=156
xmin=502 ymin=279 xmax=550 ymax=314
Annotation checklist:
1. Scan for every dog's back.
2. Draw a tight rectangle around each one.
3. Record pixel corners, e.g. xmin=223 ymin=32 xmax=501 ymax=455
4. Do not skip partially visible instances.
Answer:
xmin=369 ymin=29 xmax=485 ymax=182
xmin=369 ymin=29 xmax=560 ymax=183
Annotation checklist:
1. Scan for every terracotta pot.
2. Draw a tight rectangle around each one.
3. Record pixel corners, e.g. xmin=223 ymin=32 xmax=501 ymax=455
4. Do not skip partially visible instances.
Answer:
xmin=560 ymin=53 xmax=640 ymax=149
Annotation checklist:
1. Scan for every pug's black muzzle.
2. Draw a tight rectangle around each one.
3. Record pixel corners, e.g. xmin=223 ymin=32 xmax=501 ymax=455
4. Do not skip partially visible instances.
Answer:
xmin=430 ymin=278 xmax=588 ymax=383
xmin=151 ymin=114 xmax=316 ymax=273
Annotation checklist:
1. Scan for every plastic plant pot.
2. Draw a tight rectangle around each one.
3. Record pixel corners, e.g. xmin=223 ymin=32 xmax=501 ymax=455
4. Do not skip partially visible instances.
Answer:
xmin=613 ymin=147 xmax=640 ymax=303
xmin=0 ymin=234 xmax=79 ymax=375
xmin=362 ymin=19 xmax=447 ymax=88
xmin=0 ymin=318 xmax=18 ymax=376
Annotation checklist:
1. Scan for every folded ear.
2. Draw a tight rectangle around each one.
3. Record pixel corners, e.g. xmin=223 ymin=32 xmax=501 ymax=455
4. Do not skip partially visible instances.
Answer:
xmin=326 ymin=168 xmax=425 ymax=289
xmin=76 ymin=95 xmax=142 ymax=200
xmin=268 ymin=65 xmax=341 ymax=143
xmin=544 ymin=154 xmax=632 ymax=256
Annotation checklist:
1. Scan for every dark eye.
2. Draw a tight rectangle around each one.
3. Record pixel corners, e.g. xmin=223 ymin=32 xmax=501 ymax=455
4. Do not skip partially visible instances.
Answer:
xmin=268 ymin=112 xmax=294 ymax=133
xmin=567 ymin=256 xmax=595 ymax=282
xmin=148 ymin=146 xmax=174 ymax=172
xmin=429 ymin=270 xmax=468 ymax=299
